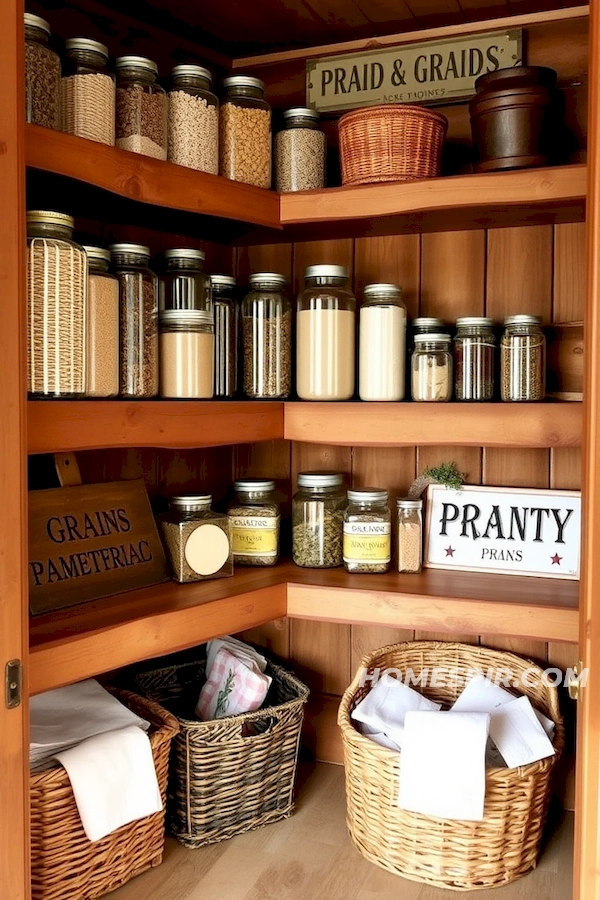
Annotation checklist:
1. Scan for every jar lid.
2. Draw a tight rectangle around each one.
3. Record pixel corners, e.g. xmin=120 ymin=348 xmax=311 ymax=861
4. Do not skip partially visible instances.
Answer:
xmin=164 ymin=248 xmax=206 ymax=262
xmin=413 ymin=317 xmax=445 ymax=328
xmin=24 ymin=13 xmax=50 ymax=33
xmin=297 ymin=471 xmax=344 ymax=488
xmin=82 ymin=245 xmax=110 ymax=262
xmin=397 ymin=498 xmax=423 ymax=509
xmin=115 ymin=56 xmax=158 ymax=74
xmin=27 ymin=210 xmax=74 ymax=229
xmin=159 ymin=309 xmax=212 ymax=326
xmin=456 ymin=316 xmax=495 ymax=327
xmin=222 ymin=75 xmax=265 ymax=91
xmin=172 ymin=64 xmax=212 ymax=81
xmin=65 ymin=37 xmax=109 ymax=57
xmin=363 ymin=283 xmax=402 ymax=298
xmin=234 ymin=479 xmax=276 ymax=492
xmin=210 ymin=275 xmax=236 ymax=287
xmin=109 ymin=242 xmax=151 ymax=257
xmin=283 ymin=107 xmax=319 ymax=120
xmin=305 ymin=265 xmax=349 ymax=280
xmin=171 ymin=494 xmax=212 ymax=508
xmin=248 ymin=272 xmax=287 ymax=286
xmin=503 ymin=314 xmax=543 ymax=326
xmin=347 ymin=487 xmax=388 ymax=503
xmin=414 ymin=333 xmax=451 ymax=343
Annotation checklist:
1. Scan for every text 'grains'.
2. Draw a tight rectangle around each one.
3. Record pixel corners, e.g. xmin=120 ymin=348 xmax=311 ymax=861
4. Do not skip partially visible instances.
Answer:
xmin=116 ymin=85 xmax=167 ymax=159
xmin=26 ymin=41 xmax=60 ymax=129
xmin=168 ymin=91 xmax=218 ymax=173
xmin=243 ymin=309 xmax=291 ymax=398
xmin=275 ymin=128 xmax=326 ymax=192
xmin=62 ymin=74 xmax=115 ymax=145
xmin=220 ymin=103 xmax=271 ymax=188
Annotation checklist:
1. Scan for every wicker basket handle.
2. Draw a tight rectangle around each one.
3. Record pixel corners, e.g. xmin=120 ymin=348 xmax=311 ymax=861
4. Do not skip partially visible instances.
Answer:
xmin=241 ymin=714 xmax=279 ymax=738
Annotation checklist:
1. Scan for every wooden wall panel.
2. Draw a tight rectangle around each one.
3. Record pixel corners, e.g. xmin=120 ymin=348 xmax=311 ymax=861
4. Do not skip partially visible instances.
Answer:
xmin=553 ymin=222 xmax=586 ymax=323
xmin=420 ymin=231 xmax=486 ymax=320
xmin=353 ymin=235 xmax=420 ymax=315
xmin=486 ymin=225 xmax=553 ymax=320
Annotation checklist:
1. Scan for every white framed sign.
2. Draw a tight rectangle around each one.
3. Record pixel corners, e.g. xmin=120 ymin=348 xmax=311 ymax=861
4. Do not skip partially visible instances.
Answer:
xmin=424 ymin=484 xmax=581 ymax=580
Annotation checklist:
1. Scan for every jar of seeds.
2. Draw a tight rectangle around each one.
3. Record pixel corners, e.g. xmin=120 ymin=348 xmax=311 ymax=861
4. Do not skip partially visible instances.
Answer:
xmin=159 ymin=309 xmax=214 ymax=398
xmin=220 ymin=76 xmax=271 ymax=188
xmin=292 ymin=472 xmax=346 ymax=568
xmin=411 ymin=333 xmax=452 ymax=401
xmin=242 ymin=273 xmax=292 ymax=398
xmin=168 ymin=65 xmax=218 ymax=174
xmin=115 ymin=56 xmax=167 ymax=159
xmin=275 ymin=107 xmax=326 ymax=192
xmin=454 ymin=316 xmax=495 ymax=401
xmin=397 ymin=499 xmax=423 ymax=573
xmin=211 ymin=275 xmax=238 ymax=398
xmin=500 ymin=314 xmax=546 ymax=401
xmin=83 ymin=246 xmax=119 ymax=397
xmin=343 ymin=488 xmax=391 ymax=574
xmin=25 ymin=14 xmax=60 ymax=130
xmin=62 ymin=38 xmax=115 ymax=146
xmin=160 ymin=248 xmax=211 ymax=312
xmin=158 ymin=495 xmax=233 ymax=583
xmin=228 ymin=479 xmax=280 ymax=566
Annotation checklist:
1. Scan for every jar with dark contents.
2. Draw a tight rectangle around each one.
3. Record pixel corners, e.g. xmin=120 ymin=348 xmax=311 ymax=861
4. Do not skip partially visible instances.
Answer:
xmin=157 ymin=495 xmax=233 ymax=583
xmin=25 ymin=14 xmax=60 ymax=129
xmin=500 ymin=315 xmax=546 ymax=401
xmin=211 ymin=275 xmax=238 ymax=398
xmin=343 ymin=488 xmax=391 ymax=574
xmin=242 ymin=273 xmax=292 ymax=398
xmin=454 ymin=316 xmax=495 ymax=401
xmin=292 ymin=472 xmax=346 ymax=568
xmin=115 ymin=56 xmax=167 ymax=159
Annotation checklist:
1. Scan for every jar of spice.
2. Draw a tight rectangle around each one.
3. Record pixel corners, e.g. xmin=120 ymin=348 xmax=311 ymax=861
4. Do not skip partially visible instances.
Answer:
xmin=242 ymin=273 xmax=291 ymax=398
xmin=83 ymin=246 xmax=119 ymax=397
xmin=158 ymin=495 xmax=233 ymax=583
xmin=168 ymin=65 xmax=218 ymax=173
xmin=343 ymin=488 xmax=391 ymax=574
xmin=500 ymin=315 xmax=546 ymax=401
xmin=25 ymin=14 xmax=60 ymax=130
xmin=227 ymin=479 xmax=280 ymax=566
xmin=160 ymin=248 xmax=211 ymax=312
xmin=115 ymin=56 xmax=167 ymax=159
xmin=297 ymin=265 xmax=356 ymax=401
xmin=359 ymin=283 xmax=406 ymax=401
xmin=411 ymin=333 xmax=452 ymax=402
xmin=220 ymin=76 xmax=271 ymax=188
xmin=62 ymin=38 xmax=115 ymax=146
xmin=454 ymin=316 xmax=495 ymax=401
xmin=292 ymin=472 xmax=346 ymax=568
xmin=211 ymin=275 xmax=238 ymax=398
xmin=397 ymin=499 xmax=423 ymax=573
xmin=159 ymin=310 xmax=214 ymax=398
xmin=275 ymin=108 xmax=326 ymax=192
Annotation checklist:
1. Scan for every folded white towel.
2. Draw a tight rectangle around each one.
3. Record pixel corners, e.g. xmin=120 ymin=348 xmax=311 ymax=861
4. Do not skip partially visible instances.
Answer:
xmin=451 ymin=673 xmax=555 ymax=737
xmin=358 ymin=722 xmax=402 ymax=751
xmin=351 ymin=675 xmax=441 ymax=749
xmin=489 ymin=696 xmax=555 ymax=768
xmin=206 ymin=636 xmax=267 ymax=678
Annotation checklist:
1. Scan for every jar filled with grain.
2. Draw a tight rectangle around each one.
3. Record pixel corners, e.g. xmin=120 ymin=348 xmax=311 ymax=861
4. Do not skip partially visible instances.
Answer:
xmin=62 ymin=38 xmax=115 ymax=145
xmin=115 ymin=56 xmax=167 ymax=159
xmin=160 ymin=248 xmax=211 ymax=312
xmin=411 ymin=333 xmax=452 ymax=402
xmin=297 ymin=265 xmax=356 ymax=401
xmin=27 ymin=211 xmax=86 ymax=397
xmin=83 ymin=246 xmax=119 ymax=397
xmin=500 ymin=314 xmax=546 ymax=401
xmin=397 ymin=499 xmax=423 ymax=574
xmin=359 ymin=283 xmax=406 ymax=401
xmin=242 ymin=273 xmax=291 ymax=398
xmin=159 ymin=309 xmax=214 ymax=398
xmin=110 ymin=243 xmax=159 ymax=398
xmin=292 ymin=472 xmax=346 ymax=568
xmin=220 ymin=75 xmax=271 ymax=188
xmin=275 ymin=107 xmax=326 ymax=192
xmin=228 ymin=479 xmax=280 ymax=566
xmin=168 ymin=65 xmax=218 ymax=173
xmin=454 ymin=316 xmax=495 ymax=401
xmin=158 ymin=495 xmax=233 ymax=583
xmin=211 ymin=275 xmax=238 ymax=398
xmin=25 ymin=14 xmax=60 ymax=130
xmin=343 ymin=488 xmax=391 ymax=574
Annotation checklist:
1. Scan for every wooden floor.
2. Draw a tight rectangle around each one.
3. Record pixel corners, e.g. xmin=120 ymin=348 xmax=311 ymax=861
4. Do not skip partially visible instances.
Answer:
xmin=110 ymin=763 xmax=573 ymax=900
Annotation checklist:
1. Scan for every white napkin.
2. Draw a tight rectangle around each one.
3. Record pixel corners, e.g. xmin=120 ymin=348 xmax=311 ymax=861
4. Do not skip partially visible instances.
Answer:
xmin=489 ymin=696 xmax=555 ymax=768
xmin=206 ymin=636 xmax=267 ymax=678
xmin=451 ymin=673 xmax=555 ymax=737
xmin=358 ymin=722 xmax=402 ymax=751
xmin=351 ymin=676 xmax=441 ymax=749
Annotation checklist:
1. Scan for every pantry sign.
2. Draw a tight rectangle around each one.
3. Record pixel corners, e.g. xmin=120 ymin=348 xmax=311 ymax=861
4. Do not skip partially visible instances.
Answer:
xmin=424 ymin=485 xmax=581 ymax=580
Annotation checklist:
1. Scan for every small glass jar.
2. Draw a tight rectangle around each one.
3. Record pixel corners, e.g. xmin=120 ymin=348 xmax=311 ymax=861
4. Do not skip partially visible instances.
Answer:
xmin=110 ymin=243 xmax=159 ymax=398
xmin=297 ymin=265 xmax=356 ymax=401
xmin=115 ymin=56 xmax=167 ymax=159
xmin=62 ymin=38 xmax=115 ymax=145
xmin=242 ymin=273 xmax=291 ymax=398
xmin=158 ymin=495 xmax=233 ymax=583
xmin=359 ymin=284 xmax=406 ymax=401
xmin=220 ymin=76 xmax=271 ymax=188
xmin=412 ymin=317 xmax=447 ymax=344
xmin=83 ymin=246 xmax=119 ymax=397
xmin=211 ymin=275 xmax=238 ymax=398
xmin=168 ymin=65 xmax=218 ymax=173
xmin=397 ymin=499 xmax=423 ymax=573
xmin=25 ymin=14 xmax=60 ymax=130
xmin=500 ymin=315 xmax=546 ymax=402
xmin=292 ymin=472 xmax=346 ymax=568
xmin=159 ymin=309 xmax=214 ymax=398
xmin=160 ymin=248 xmax=211 ymax=313
xmin=275 ymin=107 xmax=326 ymax=192
xmin=411 ymin=333 xmax=452 ymax=402
xmin=227 ymin=479 xmax=280 ymax=566
xmin=454 ymin=316 xmax=495 ymax=401
xmin=343 ymin=488 xmax=391 ymax=574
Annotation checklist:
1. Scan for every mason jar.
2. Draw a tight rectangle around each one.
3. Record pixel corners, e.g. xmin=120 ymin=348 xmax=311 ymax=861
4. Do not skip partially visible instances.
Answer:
xmin=157 ymin=495 xmax=233 ymax=583
xmin=454 ymin=316 xmax=496 ymax=401
xmin=500 ymin=315 xmax=546 ymax=402
xmin=62 ymin=38 xmax=115 ymax=145
xmin=242 ymin=273 xmax=291 ymax=398
xmin=25 ymin=14 xmax=60 ymax=129
xmin=227 ymin=479 xmax=280 ymax=566
xmin=397 ymin=498 xmax=423 ymax=573
xmin=275 ymin=107 xmax=326 ymax=192
xmin=411 ymin=333 xmax=453 ymax=401
xmin=211 ymin=275 xmax=238 ymax=398
xmin=115 ymin=56 xmax=167 ymax=159
xmin=168 ymin=65 xmax=218 ymax=173
xmin=83 ymin=246 xmax=119 ymax=398
xmin=159 ymin=309 xmax=214 ymax=399
xmin=412 ymin=317 xmax=447 ymax=338
xmin=359 ymin=283 xmax=406 ymax=401
xmin=292 ymin=472 xmax=346 ymax=568
xmin=343 ymin=488 xmax=391 ymax=574
xmin=160 ymin=248 xmax=211 ymax=313
xmin=220 ymin=76 xmax=271 ymax=188
xmin=110 ymin=243 xmax=158 ymax=398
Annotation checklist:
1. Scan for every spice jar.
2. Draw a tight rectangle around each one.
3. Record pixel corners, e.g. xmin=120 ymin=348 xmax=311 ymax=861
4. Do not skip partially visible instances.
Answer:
xmin=168 ymin=65 xmax=218 ymax=174
xmin=454 ymin=316 xmax=495 ymax=401
xmin=297 ymin=265 xmax=356 ymax=401
xmin=500 ymin=315 xmax=546 ymax=401
xmin=411 ymin=334 xmax=452 ymax=402
xmin=220 ymin=76 xmax=271 ymax=188
xmin=343 ymin=488 xmax=391 ymax=574
xmin=397 ymin=499 xmax=423 ymax=573
xmin=359 ymin=283 xmax=406 ymax=401
xmin=160 ymin=248 xmax=211 ymax=313
xmin=25 ymin=14 xmax=60 ymax=130
xmin=292 ymin=472 xmax=346 ymax=568
xmin=211 ymin=275 xmax=238 ymax=398
xmin=275 ymin=108 xmax=326 ymax=192
xmin=27 ymin=211 xmax=86 ymax=397
xmin=242 ymin=273 xmax=291 ymax=398
xmin=62 ymin=38 xmax=115 ymax=146
xmin=227 ymin=479 xmax=280 ymax=566
xmin=115 ymin=56 xmax=167 ymax=159
xmin=83 ymin=246 xmax=119 ymax=397
xmin=159 ymin=310 xmax=214 ymax=398
xmin=158 ymin=495 xmax=233 ymax=583
xmin=110 ymin=243 xmax=159 ymax=398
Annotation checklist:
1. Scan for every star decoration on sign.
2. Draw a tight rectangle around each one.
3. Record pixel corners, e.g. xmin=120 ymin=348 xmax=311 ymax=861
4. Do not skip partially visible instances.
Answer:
xmin=445 ymin=546 xmax=455 ymax=557
xmin=551 ymin=553 xmax=562 ymax=565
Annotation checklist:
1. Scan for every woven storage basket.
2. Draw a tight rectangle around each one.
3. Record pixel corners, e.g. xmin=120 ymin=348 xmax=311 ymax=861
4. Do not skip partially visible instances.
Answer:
xmin=338 ymin=104 xmax=447 ymax=185
xmin=338 ymin=641 xmax=564 ymax=892
xmin=133 ymin=658 xmax=309 ymax=848
xmin=30 ymin=689 xmax=179 ymax=900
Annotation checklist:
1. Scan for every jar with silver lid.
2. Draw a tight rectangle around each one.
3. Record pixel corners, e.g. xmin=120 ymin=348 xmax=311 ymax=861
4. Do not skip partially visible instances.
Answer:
xmin=500 ymin=315 xmax=546 ymax=401
xmin=158 ymin=495 xmax=233 ymax=583
xmin=25 ymin=13 xmax=60 ymax=129
xmin=115 ymin=56 xmax=167 ymax=159
xmin=397 ymin=499 xmax=423 ymax=573
xmin=160 ymin=248 xmax=211 ymax=313
xmin=412 ymin=317 xmax=447 ymax=336
xmin=343 ymin=488 xmax=391 ymax=574
xmin=211 ymin=275 xmax=238 ymax=398
xmin=292 ymin=472 xmax=346 ymax=568
xmin=83 ymin=246 xmax=119 ymax=398
xmin=159 ymin=309 xmax=214 ymax=399
xmin=62 ymin=38 xmax=115 ymax=145
xmin=220 ymin=75 xmax=271 ymax=188
xmin=168 ymin=65 xmax=218 ymax=173
xmin=411 ymin=333 xmax=452 ymax=401
xmin=227 ymin=479 xmax=280 ymax=566
xmin=275 ymin=108 xmax=326 ymax=192
xmin=454 ymin=316 xmax=495 ymax=401
xmin=242 ymin=273 xmax=291 ymax=398
xmin=359 ymin=283 xmax=406 ymax=401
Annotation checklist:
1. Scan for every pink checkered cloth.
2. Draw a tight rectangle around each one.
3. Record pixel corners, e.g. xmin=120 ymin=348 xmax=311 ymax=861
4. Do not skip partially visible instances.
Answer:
xmin=195 ymin=647 xmax=272 ymax=721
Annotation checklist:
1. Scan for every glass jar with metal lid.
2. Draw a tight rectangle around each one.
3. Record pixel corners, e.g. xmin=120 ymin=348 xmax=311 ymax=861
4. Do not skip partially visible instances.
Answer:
xmin=297 ymin=265 xmax=356 ymax=401
xmin=115 ymin=56 xmax=167 ymax=159
xmin=359 ymin=283 xmax=406 ymax=402
xmin=168 ymin=65 xmax=218 ymax=173
xmin=83 ymin=246 xmax=119 ymax=398
xmin=227 ymin=479 xmax=280 ymax=566
xmin=160 ymin=248 xmax=211 ymax=313
xmin=242 ymin=273 xmax=291 ymax=398
xmin=211 ymin=275 xmax=238 ymax=398
xmin=27 ymin=211 xmax=86 ymax=397
xmin=110 ymin=243 xmax=158 ymax=398
xmin=343 ymin=488 xmax=391 ymax=574
xmin=62 ymin=38 xmax=115 ymax=145
xmin=158 ymin=495 xmax=233 ymax=583
xmin=159 ymin=309 xmax=214 ymax=399
xmin=500 ymin=314 xmax=546 ymax=401
xmin=275 ymin=107 xmax=326 ymax=192
xmin=292 ymin=472 xmax=346 ymax=568
xmin=25 ymin=13 xmax=60 ymax=129
xmin=411 ymin=333 xmax=452 ymax=401
xmin=454 ymin=316 xmax=496 ymax=401
xmin=412 ymin=317 xmax=447 ymax=337
xmin=397 ymin=499 xmax=423 ymax=573
xmin=220 ymin=75 xmax=271 ymax=188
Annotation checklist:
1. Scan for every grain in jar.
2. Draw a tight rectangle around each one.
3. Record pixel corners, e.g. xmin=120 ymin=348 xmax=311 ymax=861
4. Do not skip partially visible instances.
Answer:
xmin=275 ymin=108 xmax=326 ymax=192
xmin=211 ymin=275 xmax=238 ymax=398
xmin=168 ymin=65 xmax=218 ymax=173
xmin=62 ymin=38 xmax=115 ymax=145
xmin=242 ymin=273 xmax=291 ymax=398
xmin=25 ymin=14 xmax=60 ymax=129
xmin=227 ymin=479 xmax=280 ymax=566
xmin=411 ymin=333 xmax=452 ymax=401
xmin=159 ymin=309 xmax=214 ymax=398
xmin=292 ymin=472 xmax=346 ymax=568
xmin=83 ymin=246 xmax=119 ymax=397
xmin=158 ymin=495 xmax=233 ymax=583
xmin=343 ymin=488 xmax=391 ymax=574
xmin=454 ymin=316 xmax=495 ymax=401
xmin=110 ymin=243 xmax=158 ymax=398
xmin=397 ymin=499 xmax=423 ymax=573
xmin=500 ymin=315 xmax=546 ymax=401
xmin=160 ymin=248 xmax=211 ymax=312
xmin=220 ymin=76 xmax=271 ymax=188
xmin=115 ymin=56 xmax=167 ymax=159
xmin=359 ymin=283 xmax=406 ymax=401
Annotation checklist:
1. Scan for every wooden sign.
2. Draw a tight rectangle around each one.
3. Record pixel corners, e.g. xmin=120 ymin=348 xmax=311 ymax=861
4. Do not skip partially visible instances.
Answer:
xmin=424 ymin=485 xmax=581 ymax=580
xmin=29 ymin=479 xmax=170 ymax=615
xmin=306 ymin=29 xmax=522 ymax=113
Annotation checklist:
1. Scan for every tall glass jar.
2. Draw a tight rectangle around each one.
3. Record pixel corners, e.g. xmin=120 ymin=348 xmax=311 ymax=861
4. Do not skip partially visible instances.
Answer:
xmin=83 ymin=246 xmax=119 ymax=398
xmin=25 ymin=14 xmax=60 ymax=129
xmin=115 ymin=56 xmax=167 ymax=159
xmin=242 ymin=273 xmax=291 ymax=398
xmin=227 ymin=479 xmax=280 ymax=566
xmin=158 ymin=495 xmax=233 ymax=583
xmin=62 ymin=38 xmax=115 ymax=145
xmin=110 ymin=243 xmax=159 ymax=398
xmin=275 ymin=107 xmax=326 ymax=192
xmin=220 ymin=76 xmax=271 ymax=188
xmin=211 ymin=275 xmax=238 ymax=398
xmin=454 ymin=316 xmax=496 ymax=401
xmin=343 ymin=488 xmax=391 ymax=574
xmin=359 ymin=283 xmax=406 ymax=401
xmin=411 ymin=334 xmax=453 ymax=401
xmin=168 ymin=65 xmax=218 ymax=173
xmin=159 ymin=310 xmax=214 ymax=398
xmin=500 ymin=315 xmax=546 ymax=401
xmin=297 ymin=265 xmax=356 ymax=401
xmin=397 ymin=499 xmax=423 ymax=573
xmin=27 ymin=211 xmax=86 ymax=397
xmin=292 ymin=472 xmax=346 ymax=568
xmin=160 ymin=248 xmax=211 ymax=312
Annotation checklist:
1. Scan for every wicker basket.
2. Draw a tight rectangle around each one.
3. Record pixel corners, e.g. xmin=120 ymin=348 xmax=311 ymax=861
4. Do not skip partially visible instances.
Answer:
xmin=338 ymin=104 xmax=447 ymax=185
xmin=133 ymin=658 xmax=309 ymax=848
xmin=338 ymin=642 xmax=564 ymax=892
xmin=30 ymin=689 xmax=179 ymax=900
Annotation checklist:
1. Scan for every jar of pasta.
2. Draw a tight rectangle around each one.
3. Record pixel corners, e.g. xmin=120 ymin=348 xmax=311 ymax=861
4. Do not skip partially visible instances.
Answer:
xmin=227 ymin=479 xmax=280 ymax=566
xmin=168 ymin=65 xmax=218 ymax=173
xmin=220 ymin=76 xmax=271 ymax=188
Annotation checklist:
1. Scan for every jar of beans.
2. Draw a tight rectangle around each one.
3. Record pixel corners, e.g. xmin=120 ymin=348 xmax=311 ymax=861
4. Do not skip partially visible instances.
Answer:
xmin=500 ymin=314 xmax=546 ymax=401
xmin=159 ymin=309 xmax=214 ymax=399
xmin=211 ymin=275 xmax=238 ymax=398
xmin=25 ymin=14 xmax=60 ymax=129
xmin=158 ymin=495 xmax=233 ymax=583
xmin=397 ymin=499 xmax=423 ymax=573
xmin=83 ymin=246 xmax=119 ymax=397
xmin=343 ymin=488 xmax=391 ymax=574
xmin=115 ymin=56 xmax=167 ymax=159
xmin=62 ymin=38 xmax=115 ymax=146
xmin=168 ymin=65 xmax=218 ymax=174
xmin=160 ymin=248 xmax=212 ymax=313
xmin=292 ymin=472 xmax=346 ymax=568
xmin=275 ymin=107 xmax=326 ymax=192
xmin=227 ymin=479 xmax=280 ymax=566
xmin=242 ymin=273 xmax=291 ymax=398
xmin=454 ymin=316 xmax=495 ymax=401
xmin=411 ymin=333 xmax=453 ymax=401
xmin=220 ymin=76 xmax=271 ymax=188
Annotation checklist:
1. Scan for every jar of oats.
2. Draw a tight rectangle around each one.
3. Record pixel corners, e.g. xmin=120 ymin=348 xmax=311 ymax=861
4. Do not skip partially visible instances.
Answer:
xmin=83 ymin=246 xmax=119 ymax=397
xmin=115 ymin=56 xmax=167 ymax=159
xmin=220 ymin=76 xmax=271 ymax=188
xmin=228 ymin=479 xmax=280 ymax=566
xmin=275 ymin=107 xmax=326 ymax=192
xmin=242 ymin=273 xmax=291 ymax=398
xmin=397 ymin=499 xmax=423 ymax=574
xmin=25 ymin=14 xmax=60 ymax=129
xmin=343 ymin=488 xmax=391 ymax=574
xmin=168 ymin=65 xmax=218 ymax=173
xmin=158 ymin=495 xmax=233 ymax=583
xmin=62 ymin=38 xmax=115 ymax=145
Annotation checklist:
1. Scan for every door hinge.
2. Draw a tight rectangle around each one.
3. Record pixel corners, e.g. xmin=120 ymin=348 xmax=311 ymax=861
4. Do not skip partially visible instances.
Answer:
xmin=568 ymin=660 xmax=585 ymax=701
xmin=5 ymin=659 xmax=22 ymax=708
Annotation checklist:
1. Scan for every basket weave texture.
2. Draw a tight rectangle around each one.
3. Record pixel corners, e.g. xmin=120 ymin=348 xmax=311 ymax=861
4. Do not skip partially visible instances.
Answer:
xmin=338 ymin=641 xmax=564 ymax=892
xmin=30 ymin=689 xmax=179 ymax=900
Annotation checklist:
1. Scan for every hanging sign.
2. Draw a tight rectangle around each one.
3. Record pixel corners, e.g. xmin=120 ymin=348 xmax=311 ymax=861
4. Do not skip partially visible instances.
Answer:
xmin=306 ymin=29 xmax=522 ymax=113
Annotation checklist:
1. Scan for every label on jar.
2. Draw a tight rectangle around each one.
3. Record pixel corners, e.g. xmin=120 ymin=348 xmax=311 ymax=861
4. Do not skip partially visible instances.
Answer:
xmin=229 ymin=515 xmax=280 ymax=558
xmin=185 ymin=523 xmax=230 ymax=575
xmin=343 ymin=521 xmax=391 ymax=564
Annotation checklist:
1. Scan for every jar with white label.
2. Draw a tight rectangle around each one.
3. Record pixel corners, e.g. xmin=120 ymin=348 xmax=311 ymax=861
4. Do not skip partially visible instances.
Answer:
xmin=158 ymin=495 xmax=233 ymax=583
xmin=227 ymin=479 xmax=280 ymax=566
xmin=343 ymin=488 xmax=391 ymax=574
xmin=359 ymin=283 xmax=406 ymax=401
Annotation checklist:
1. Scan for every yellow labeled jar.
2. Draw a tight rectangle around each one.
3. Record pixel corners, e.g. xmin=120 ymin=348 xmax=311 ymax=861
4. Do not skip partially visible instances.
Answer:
xmin=227 ymin=479 xmax=280 ymax=566
xmin=343 ymin=488 xmax=391 ymax=574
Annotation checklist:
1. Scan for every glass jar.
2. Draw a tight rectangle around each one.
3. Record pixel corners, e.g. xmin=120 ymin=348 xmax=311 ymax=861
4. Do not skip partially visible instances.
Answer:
xmin=211 ymin=275 xmax=238 ymax=398
xmin=27 ymin=211 xmax=86 ymax=397
xmin=159 ymin=310 xmax=214 ymax=398
xmin=220 ymin=76 xmax=271 ymax=188
xmin=158 ymin=495 xmax=233 ymax=583
xmin=83 ymin=246 xmax=119 ymax=397
xmin=454 ymin=316 xmax=495 ymax=401
xmin=343 ymin=488 xmax=391 ymax=574
xmin=500 ymin=315 xmax=546 ymax=401
xmin=397 ymin=499 xmax=423 ymax=573
xmin=297 ymin=265 xmax=356 ymax=401
xmin=110 ymin=243 xmax=159 ymax=398
xmin=275 ymin=107 xmax=326 ymax=192
xmin=168 ymin=65 xmax=218 ymax=173
xmin=62 ymin=38 xmax=115 ymax=145
xmin=411 ymin=333 xmax=452 ymax=402
xmin=25 ymin=14 xmax=60 ymax=129
xmin=160 ymin=248 xmax=211 ymax=313
xmin=359 ymin=283 xmax=406 ymax=401
xmin=227 ymin=479 xmax=280 ymax=566
xmin=242 ymin=273 xmax=291 ymax=398
xmin=292 ymin=472 xmax=346 ymax=568
xmin=412 ymin=317 xmax=446 ymax=337
xmin=115 ymin=56 xmax=167 ymax=159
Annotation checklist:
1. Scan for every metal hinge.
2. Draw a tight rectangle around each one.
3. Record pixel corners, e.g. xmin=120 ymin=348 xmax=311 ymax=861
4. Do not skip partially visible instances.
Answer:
xmin=5 ymin=659 xmax=22 ymax=708
xmin=568 ymin=660 xmax=585 ymax=701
